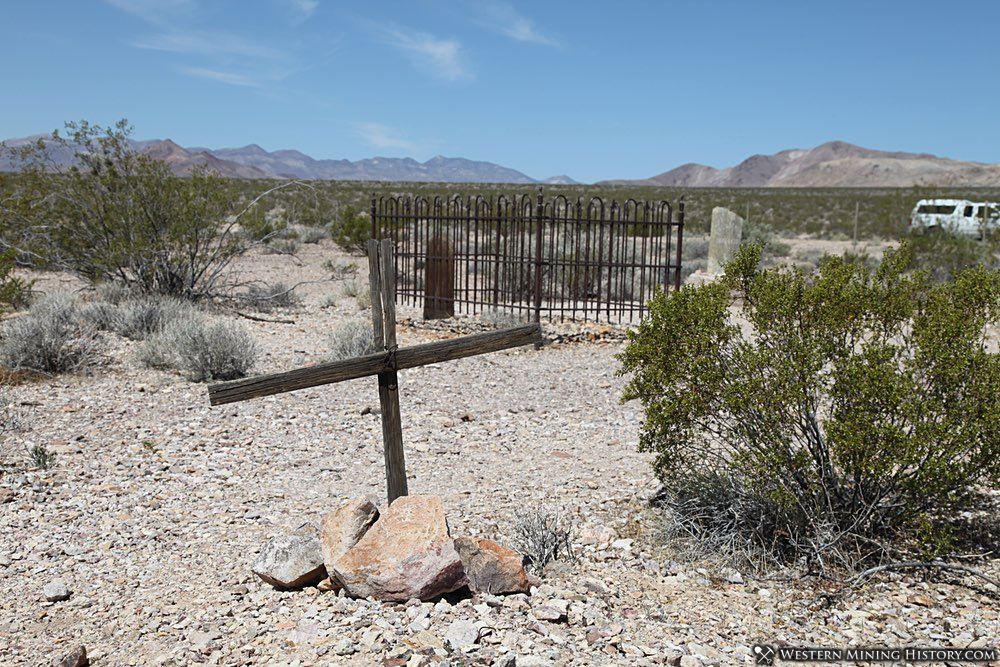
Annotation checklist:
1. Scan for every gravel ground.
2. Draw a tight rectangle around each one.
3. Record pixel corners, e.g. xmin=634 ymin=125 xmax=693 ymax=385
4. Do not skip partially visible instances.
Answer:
xmin=1 ymin=242 xmax=997 ymax=666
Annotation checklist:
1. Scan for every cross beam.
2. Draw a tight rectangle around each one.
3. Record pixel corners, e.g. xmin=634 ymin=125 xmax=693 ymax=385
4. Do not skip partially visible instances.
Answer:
xmin=207 ymin=239 xmax=542 ymax=502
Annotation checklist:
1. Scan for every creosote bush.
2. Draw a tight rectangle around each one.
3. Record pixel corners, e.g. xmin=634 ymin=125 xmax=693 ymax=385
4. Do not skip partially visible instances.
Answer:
xmin=619 ymin=242 xmax=1000 ymax=570
xmin=139 ymin=313 xmax=257 ymax=382
xmin=330 ymin=206 xmax=369 ymax=255
xmin=0 ymin=249 xmax=33 ymax=313
xmin=1 ymin=120 xmax=285 ymax=299
xmin=0 ymin=293 xmax=99 ymax=373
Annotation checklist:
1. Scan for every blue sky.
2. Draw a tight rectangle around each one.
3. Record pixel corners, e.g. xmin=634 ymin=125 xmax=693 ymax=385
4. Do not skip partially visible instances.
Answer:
xmin=2 ymin=1 xmax=999 ymax=182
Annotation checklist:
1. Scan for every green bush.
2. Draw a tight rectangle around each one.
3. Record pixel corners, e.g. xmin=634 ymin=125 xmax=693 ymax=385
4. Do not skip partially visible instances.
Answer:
xmin=0 ymin=249 xmax=32 ymax=313
xmin=330 ymin=206 xmax=370 ymax=255
xmin=906 ymin=232 xmax=1000 ymax=283
xmin=619 ymin=242 xmax=1000 ymax=568
xmin=1 ymin=120 xmax=260 ymax=299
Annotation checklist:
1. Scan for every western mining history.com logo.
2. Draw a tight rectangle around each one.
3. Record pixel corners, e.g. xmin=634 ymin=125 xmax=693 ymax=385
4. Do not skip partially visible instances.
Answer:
xmin=753 ymin=644 xmax=997 ymax=665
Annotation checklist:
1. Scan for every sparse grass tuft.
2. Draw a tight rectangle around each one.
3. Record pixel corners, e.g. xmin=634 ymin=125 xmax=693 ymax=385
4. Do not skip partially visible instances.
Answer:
xmin=507 ymin=506 xmax=575 ymax=575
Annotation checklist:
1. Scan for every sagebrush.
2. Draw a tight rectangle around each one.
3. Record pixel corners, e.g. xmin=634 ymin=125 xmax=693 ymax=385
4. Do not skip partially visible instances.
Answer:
xmin=327 ymin=319 xmax=377 ymax=361
xmin=0 ymin=293 xmax=99 ymax=373
xmin=140 ymin=314 xmax=257 ymax=382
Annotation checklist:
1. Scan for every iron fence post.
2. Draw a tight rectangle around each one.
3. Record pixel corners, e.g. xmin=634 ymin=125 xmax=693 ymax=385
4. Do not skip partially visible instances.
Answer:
xmin=533 ymin=188 xmax=544 ymax=324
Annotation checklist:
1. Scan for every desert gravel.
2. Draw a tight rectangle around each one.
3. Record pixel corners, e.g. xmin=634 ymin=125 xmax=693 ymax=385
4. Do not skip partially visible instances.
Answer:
xmin=1 ymin=242 xmax=997 ymax=666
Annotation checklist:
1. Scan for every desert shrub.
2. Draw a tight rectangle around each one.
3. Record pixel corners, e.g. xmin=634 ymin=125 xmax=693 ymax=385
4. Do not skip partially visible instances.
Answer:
xmin=78 ymin=301 xmax=121 ymax=331
xmin=620 ymin=242 xmax=1000 ymax=569
xmin=239 ymin=282 xmax=301 ymax=312
xmin=29 ymin=443 xmax=55 ymax=470
xmin=0 ymin=120 xmax=282 ymax=299
xmin=262 ymin=238 xmax=300 ymax=256
xmin=113 ymin=296 xmax=194 ymax=340
xmin=139 ymin=314 xmax=257 ymax=382
xmin=94 ymin=282 xmax=135 ymax=305
xmin=507 ymin=507 xmax=575 ymax=575
xmin=0 ymin=293 xmax=99 ymax=373
xmin=80 ymin=294 xmax=194 ymax=340
xmin=297 ymin=226 xmax=327 ymax=244
xmin=682 ymin=236 xmax=710 ymax=261
xmin=742 ymin=218 xmax=791 ymax=257
xmin=342 ymin=278 xmax=372 ymax=309
xmin=907 ymin=232 xmax=1000 ymax=282
xmin=330 ymin=206 xmax=370 ymax=255
xmin=0 ymin=249 xmax=32 ymax=313
xmin=327 ymin=319 xmax=377 ymax=361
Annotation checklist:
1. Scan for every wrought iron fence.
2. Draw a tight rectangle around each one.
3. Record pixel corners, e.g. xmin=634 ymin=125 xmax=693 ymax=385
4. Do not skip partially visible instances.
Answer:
xmin=371 ymin=190 xmax=684 ymax=324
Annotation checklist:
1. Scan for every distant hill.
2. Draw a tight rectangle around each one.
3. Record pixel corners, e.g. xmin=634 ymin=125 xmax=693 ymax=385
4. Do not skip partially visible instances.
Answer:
xmin=0 ymin=134 xmax=567 ymax=184
xmin=601 ymin=141 xmax=1000 ymax=188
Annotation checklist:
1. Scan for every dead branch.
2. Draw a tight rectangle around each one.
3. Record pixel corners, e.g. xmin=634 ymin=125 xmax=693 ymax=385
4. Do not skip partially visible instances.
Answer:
xmin=233 ymin=311 xmax=296 ymax=324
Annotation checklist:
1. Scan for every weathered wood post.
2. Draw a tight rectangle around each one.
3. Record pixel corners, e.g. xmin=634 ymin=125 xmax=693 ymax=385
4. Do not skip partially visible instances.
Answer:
xmin=367 ymin=239 xmax=408 ymax=503
xmin=424 ymin=236 xmax=455 ymax=319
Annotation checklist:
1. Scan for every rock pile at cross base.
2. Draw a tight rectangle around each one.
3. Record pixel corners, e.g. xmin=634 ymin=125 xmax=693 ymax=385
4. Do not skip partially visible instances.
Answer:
xmin=251 ymin=495 xmax=534 ymax=601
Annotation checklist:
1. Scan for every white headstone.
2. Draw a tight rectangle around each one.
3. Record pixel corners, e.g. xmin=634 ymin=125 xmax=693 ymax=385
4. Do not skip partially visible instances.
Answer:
xmin=707 ymin=207 xmax=744 ymax=275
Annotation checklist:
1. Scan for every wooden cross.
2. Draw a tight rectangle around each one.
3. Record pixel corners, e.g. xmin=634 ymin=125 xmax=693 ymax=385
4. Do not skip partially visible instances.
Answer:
xmin=207 ymin=239 xmax=542 ymax=503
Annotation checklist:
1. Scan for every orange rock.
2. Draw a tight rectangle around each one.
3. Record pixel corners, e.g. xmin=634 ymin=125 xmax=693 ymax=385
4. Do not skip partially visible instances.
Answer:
xmin=320 ymin=498 xmax=379 ymax=575
xmin=454 ymin=537 xmax=530 ymax=595
xmin=332 ymin=495 xmax=467 ymax=601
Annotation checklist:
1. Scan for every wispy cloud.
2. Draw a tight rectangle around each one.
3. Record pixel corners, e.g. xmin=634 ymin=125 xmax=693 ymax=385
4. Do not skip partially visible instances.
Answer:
xmin=106 ymin=0 xmax=298 ymax=90
xmin=103 ymin=0 xmax=195 ymax=25
xmin=475 ymin=1 xmax=560 ymax=47
xmin=178 ymin=66 xmax=262 ymax=87
xmin=280 ymin=0 xmax=318 ymax=22
xmin=379 ymin=26 xmax=471 ymax=82
xmin=133 ymin=31 xmax=285 ymax=60
xmin=357 ymin=122 xmax=418 ymax=152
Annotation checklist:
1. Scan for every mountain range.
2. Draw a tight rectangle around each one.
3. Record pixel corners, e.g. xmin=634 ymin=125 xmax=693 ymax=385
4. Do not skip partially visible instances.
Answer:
xmin=602 ymin=141 xmax=1000 ymax=188
xmin=0 ymin=134 xmax=576 ymax=185
xmin=3 ymin=133 xmax=999 ymax=187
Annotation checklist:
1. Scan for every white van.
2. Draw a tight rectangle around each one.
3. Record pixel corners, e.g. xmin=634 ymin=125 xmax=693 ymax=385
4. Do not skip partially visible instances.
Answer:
xmin=910 ymin=199 xmax=999 ymax=238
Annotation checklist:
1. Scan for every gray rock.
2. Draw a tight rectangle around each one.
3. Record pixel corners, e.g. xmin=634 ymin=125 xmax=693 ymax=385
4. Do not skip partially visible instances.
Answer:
xmin=251 ymin=530 xmax=326 ymax=589
xmin=723 ymin=569 xmax=745 ymax=585
xmin=43 ymin=580 xmax=71 ymax=602
xmin=332 ymin=638 xmax=356 ymax=656
xmin=443 ymin=618 xmax=479 ymax=651
xmin=517 ymin=656 xmax=554 ymax=667
xmin=707 ymin=207 xmax=744 ymax=275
